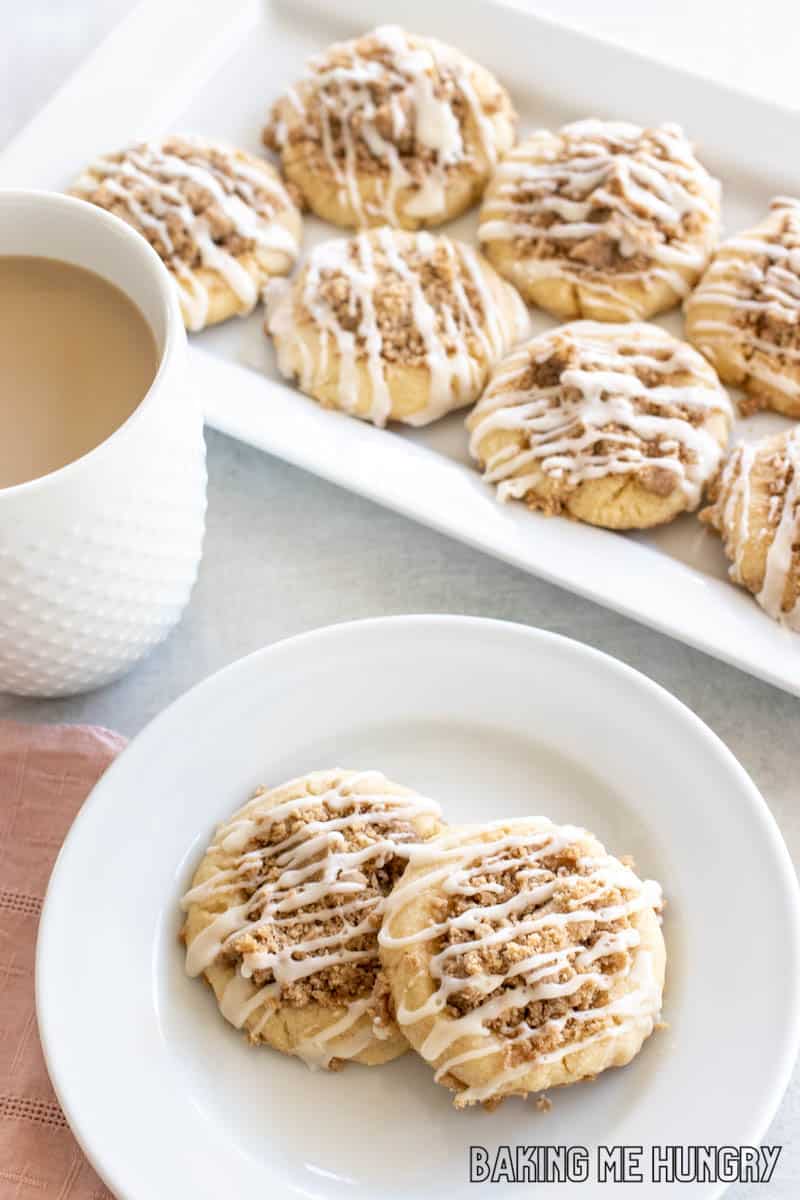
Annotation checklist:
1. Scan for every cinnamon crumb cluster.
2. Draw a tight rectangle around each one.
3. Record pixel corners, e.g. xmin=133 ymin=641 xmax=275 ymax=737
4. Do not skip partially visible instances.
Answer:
xmin=766 ymin=450 xmax=793 ymax=509
xmin=508 ymin=127 xmax=707 ymax=268
xmin=265 ymin=31 xmax=504 ymax=181
xmin=309 ymin=239 xmax=488 ymax=366
xmin=509 ymin=339 xmax=710 ymax=498
xmin=703 ymin=437 xmax=800 ymax=615
xmin=80 ymin=138 xmax=284 ymax=267
xmin=433 ymin=840 xmax=637 ymax=1061
xmin=736 ymin=206 xmax=800 ymax=356
xmin=225 ymin=798 xmax=417 ymax=1008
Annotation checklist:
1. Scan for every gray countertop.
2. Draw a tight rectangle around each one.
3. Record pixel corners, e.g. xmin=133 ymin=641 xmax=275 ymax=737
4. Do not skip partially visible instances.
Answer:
xmin=3 ymin=3 xmax=798 ymax=1194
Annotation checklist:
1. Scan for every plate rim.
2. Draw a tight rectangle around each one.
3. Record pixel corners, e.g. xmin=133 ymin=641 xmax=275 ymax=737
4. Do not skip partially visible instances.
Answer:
xmin=36 ymin=615 xmax=800 ymax=1199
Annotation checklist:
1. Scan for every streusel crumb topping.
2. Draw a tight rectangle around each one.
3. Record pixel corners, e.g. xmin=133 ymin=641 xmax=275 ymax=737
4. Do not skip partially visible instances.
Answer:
xmin=481 ymin=121 xmax=717 ymax=280
xmin=380 ymin=818 xmax=664 ymax=1107
xmin=265 ymin=28 xmax=508 ymax=180
xmin=75 ymin=137 xmax=292 ymax=268
xmin=734 ymin=201 xmax=800 ymax=348
xmin=228 ymin=797 xmax=417 ymax=1006
xmin=306 ymin=236 xmax=488 ymax=366
xmin=491 ymin=333 xmax=722 ymax=499
xmin=507 ymin=128 xmax=706 ymax=264
xmin=181 ymin=773 xmax=441 ymax=1018
xmin=468 ymin=323 xmax=730 ymax=510
xmin=700 ymin=429 xmax=800 ymax=627
xmin=433 ymin=841 xmax=638 ymax=1059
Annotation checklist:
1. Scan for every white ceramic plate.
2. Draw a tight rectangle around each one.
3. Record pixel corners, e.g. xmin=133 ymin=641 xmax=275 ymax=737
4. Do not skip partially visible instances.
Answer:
xmin=4 ymin=0 xmax=800 ymax=696
xmin=37 ymin=617 xmax=800 ymax=1199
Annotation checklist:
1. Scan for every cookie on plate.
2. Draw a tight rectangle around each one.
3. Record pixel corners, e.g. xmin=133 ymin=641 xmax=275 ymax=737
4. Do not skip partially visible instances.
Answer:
xmin=466 ymin=321 xmax=732 ymax=529
xmin=263 ymin=25 xmax=516 ymax=229
xmin=478 ymin=120 xmax=719 ymax=321
xmin=181 ymin=769 xmax=443 ymax=1069
xmin=266 ymin=227 xmax=529 ymax=427
xmin=379 ymin=817 xmax=665 ymax=1109
xmin=700 ymin=428 xmax=800 ymax=629
xmin=685 ymin=197 xmax=800 ymax=417
xmin=72 ymin=135 xmax=301 ymax=331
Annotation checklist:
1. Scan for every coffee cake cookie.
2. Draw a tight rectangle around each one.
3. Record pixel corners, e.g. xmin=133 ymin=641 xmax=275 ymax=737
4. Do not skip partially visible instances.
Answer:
xmin=379 ymin=818 xmax=665 ymax=1108
xmin=701 ymin=428 xmax=800 ymax=629
xmin=478 ymin=120 xmax=719 ymax=321
xmin=266 ymin=227 xmax=529 ymax=426
xmin=181 ymin=769 xmax=442 ymax=1069
xmin=263 ymin=25 xmax=516 ymax=229
xmin=467 ymin=321 xmax=732 ymax=529
xmin=685 ymin=197 xmax=800 ymax=416
xmin=72 ymin=136 xmax=301 ymax=331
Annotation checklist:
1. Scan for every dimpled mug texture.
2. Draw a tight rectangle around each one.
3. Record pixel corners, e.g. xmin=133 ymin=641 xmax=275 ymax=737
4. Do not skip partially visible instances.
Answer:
xmin=0 ymin=382 xmax=206 ymax=698
xmin=0 ymin=191 xmax=207 ymax=698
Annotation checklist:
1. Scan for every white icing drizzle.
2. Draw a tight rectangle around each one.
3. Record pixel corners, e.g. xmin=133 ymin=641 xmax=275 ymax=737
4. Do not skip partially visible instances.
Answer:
xmin=379 ymin=819 xmax=663 ymax=1106
xmin=479 ymin=120 xmax=719 ymax=305
xmin=686 ymin=197 xmax=800 ymax=401
xmin=714 ymin=441 xmax=757 ymax=590
xmin=468 ymin=321 xmax=732 ymax=506
xmin=267 ymin=228 xmax=529 ymax=427
xmin=181 ymin=770 xmax=441 ymax=1068
xmin=270 ymin=25 xmax=510 ymax=225
xmin=73 ymin=136 xmax=299 ymax=331
xmin=711 ymin=431 xmax=800 ymax=629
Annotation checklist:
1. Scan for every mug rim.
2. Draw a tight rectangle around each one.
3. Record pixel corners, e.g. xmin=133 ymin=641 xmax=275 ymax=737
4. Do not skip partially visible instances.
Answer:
xmin=0 ymin=187 xmax=185 ymax=499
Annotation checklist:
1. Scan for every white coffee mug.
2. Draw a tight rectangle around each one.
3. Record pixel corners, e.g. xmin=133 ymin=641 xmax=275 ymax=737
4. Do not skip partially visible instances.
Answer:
xmin=0 ymin=191 xmax=207 ymax=697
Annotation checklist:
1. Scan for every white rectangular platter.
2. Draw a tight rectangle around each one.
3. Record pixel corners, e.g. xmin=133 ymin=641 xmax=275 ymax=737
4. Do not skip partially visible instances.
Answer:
xmin=3 ymin=0 xmax=800 ymax=695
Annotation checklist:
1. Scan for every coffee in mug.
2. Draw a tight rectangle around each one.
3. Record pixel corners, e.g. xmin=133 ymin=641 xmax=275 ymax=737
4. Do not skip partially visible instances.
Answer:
xmin=0 ymin=255 xmax=158 ymax=488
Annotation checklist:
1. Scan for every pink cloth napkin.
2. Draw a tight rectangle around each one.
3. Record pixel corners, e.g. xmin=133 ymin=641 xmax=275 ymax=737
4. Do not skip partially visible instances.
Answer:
xmin=0 ymin=719 xmax=126 ymax=1199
